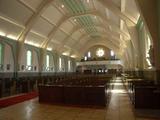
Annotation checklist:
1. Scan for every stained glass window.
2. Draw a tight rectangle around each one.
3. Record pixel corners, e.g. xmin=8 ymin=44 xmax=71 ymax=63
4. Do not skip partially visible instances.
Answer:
xmin=46 ymin=55 xmax=50 ymax=68
xmin=59 ymin=57 xmax=62 ymax=71
xmin=27 ymin=50 xmax=32 ymax=66
xmin=68 ymin=60 xmax=71 ymax=71
xmin=96 ymin=48 xmax=105 ymax=57
xmin=110 ymin=50 xmax=115 ymax=56
xmin=0 ymin=44 xmax=2 ymax=64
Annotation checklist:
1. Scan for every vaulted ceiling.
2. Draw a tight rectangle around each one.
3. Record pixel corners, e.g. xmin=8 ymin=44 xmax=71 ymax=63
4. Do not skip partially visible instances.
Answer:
xmin=0 ymin=0 xmax=140 ymax=58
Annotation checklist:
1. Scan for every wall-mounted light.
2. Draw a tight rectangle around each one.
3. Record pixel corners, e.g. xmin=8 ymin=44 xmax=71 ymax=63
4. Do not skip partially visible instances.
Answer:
xmin=61 ymin=4 xmax=64 ymax=8
xmin=25 ymin=41 xmax=40 ymax=47
xmin=6 ymin=35 xmax=17 ymax=40
xmin=84 ymin=56 xmax=87 ymax=61
xmin=110 ymin=50 xmax=115 ymax=56
xmin=88 ymin=51 xmax=91 ymax=58
xmin=47 ymin=47 xmax=52 ymax=51
xmin=62 ymin=52 xmax=69 ymax=56
xmin=0 ymin=31 xmax=6 ymax=36
xmin=71 ymin=55 xmax=76 ymax=58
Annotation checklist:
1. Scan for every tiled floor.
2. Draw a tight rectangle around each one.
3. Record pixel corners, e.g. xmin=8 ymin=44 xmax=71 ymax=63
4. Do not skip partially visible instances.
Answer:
xmin=0 ymin=78 xmax=159 ymax=120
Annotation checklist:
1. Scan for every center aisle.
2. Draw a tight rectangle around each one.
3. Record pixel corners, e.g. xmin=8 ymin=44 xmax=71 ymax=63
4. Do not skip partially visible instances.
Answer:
xmin=106 ymin=77 xmax=159 ymax=120
xmin=106 ymin=77 xmax=135 ymax=120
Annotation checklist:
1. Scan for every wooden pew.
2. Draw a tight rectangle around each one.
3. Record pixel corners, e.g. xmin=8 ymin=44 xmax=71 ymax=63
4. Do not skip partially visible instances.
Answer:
xmin=85 ymin=86 xmax=106 ymax=106
xmin=39 ymin=85 xmax=64 ymax=103
xmin=64 ymin=86 xmax=85 ymax=105
xmin=38 ymin=74 xmax=111 ymax=107
xmin=134 ymin=85 xmax=160 ymax=109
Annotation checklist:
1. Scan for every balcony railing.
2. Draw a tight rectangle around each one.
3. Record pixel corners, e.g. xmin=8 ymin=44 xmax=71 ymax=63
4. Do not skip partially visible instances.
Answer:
xmin=77 ymin=60 xmax=123 ymax=66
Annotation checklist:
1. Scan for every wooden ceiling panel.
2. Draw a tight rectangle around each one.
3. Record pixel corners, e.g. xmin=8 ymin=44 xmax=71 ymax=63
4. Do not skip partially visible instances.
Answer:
xmin=32 ymin=17 xmax=54 ymax=37
xmin=0 ymin=18 xmax=23 ymax=40
xmin=19 ymin=0 xmax=43 ymax=11
xmin=0 ymin=0 xmax=33 ymax=25
xmin=42 ymin=4 xmax=63 ymax=25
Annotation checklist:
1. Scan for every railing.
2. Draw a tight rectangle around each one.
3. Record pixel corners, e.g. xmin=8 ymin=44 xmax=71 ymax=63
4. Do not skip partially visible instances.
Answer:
xmin=77 ymin=60 xmax=123 ymax=66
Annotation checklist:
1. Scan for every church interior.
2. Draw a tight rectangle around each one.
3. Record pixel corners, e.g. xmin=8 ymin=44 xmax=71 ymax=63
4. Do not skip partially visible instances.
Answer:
xmin=0 ymin=0 xmax=160 ymax=120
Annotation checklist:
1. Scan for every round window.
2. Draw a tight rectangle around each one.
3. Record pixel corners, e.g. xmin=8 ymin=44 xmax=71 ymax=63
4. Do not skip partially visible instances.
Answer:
xmin=96 ymin=48 xmax=105 ymax=57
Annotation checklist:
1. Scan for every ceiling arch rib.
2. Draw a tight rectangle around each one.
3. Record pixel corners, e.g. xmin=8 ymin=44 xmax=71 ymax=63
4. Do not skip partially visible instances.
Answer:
xmin=72 ymin=10 xmax=130 ymax=39
xmin=40 ymin=10 xmax=99 ymax=48
xmin=98 ymin=0 xmax=137 ymax=25
xmin=72 ymin=33 xmax=120 ymax=50
xmin=53 ymin=31 xmax=88 ymax=56
xmin=61 ymin=21 xmax=125 ymax=47
xmin=61 ymin=24 xmax=111 ymax=46
xmin=0 ymin=12 xmax=24 ymax=28
xmin=79 ymin=39 xmax=119 ymax=55
xmin=88 ymin=40 xmax=119 ymax=50
xmin=70 ymin=11 xmax=131 ymax=39
xmin=52 ymin=33 xmax=120 ymax=58
xmin=97 ymin=14 xmax=130 ymax=39
xmin=70 ymin=27 xmax=122 ymax=49
xmin=18 ymin=0 xmax=54 ymax=43
xmin=69 ymin=32 xmax=88 ymax=48
xmin=60 ymin=26 xmax=81 ymax=47
xmin=41 ymin=10 xmax=130 ymax=49
xmin=70 ymin=11 xmax=130 ymax=48
xmin=92 ymin=35 xmax=120 ymax=47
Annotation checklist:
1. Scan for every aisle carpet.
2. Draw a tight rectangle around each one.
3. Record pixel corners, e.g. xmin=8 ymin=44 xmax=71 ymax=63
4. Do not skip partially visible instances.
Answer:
xmin=0 ymin=92 xmax=38 ymax=108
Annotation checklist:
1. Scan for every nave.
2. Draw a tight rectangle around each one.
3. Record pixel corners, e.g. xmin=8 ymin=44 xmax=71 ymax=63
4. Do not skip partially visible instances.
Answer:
xmin=0 ymin=0 xmax=160 ymax=120
xmin=0 ymin=77 xmax=159 ymax=120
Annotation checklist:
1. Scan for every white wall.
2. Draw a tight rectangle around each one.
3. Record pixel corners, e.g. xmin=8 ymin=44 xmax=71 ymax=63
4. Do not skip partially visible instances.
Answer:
xmin=3 ymin=44 xmax=14 ymax=72
xmin=32 ymin=50 xmax=39 ymax=72
xmin=1 ymin=38 xmax=76 ymax=74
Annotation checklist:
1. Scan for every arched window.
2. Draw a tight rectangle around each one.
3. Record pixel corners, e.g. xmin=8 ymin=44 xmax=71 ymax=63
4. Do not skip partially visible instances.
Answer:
xmin=51 ymin=56 xmax=55 ymax=72
xmin=27 ymin=50 xmax=32 ymax=66
xmin=46 ymin=55 xmax=50 ymax=68
xmin=88 ymin=51 xmax=91 ymax=58
xmin=59 ymin=57 xmax=62 ymax=71
xmin=68 ymin=60 xmax=71 ymax=71
xmin=0 ymin=44 xmax=2 ymax=64
xmin=84 ymin=56 xmax=87 ymax=61
xmin=110 ymin=50 xmax=115 ymax=56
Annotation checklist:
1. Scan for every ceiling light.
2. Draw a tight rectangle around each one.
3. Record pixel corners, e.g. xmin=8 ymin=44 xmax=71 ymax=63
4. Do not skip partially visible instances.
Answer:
xmin=0 ymin=31 xmax=6 ymax=36
xmin=34 ymin=43 xmax=40 ymax=47
xmin=62 ymin=52 xmax=70 ymax=56
xmin=71 ymin=55 xmax=76 ymax=58
xmin=87 ymin=0 xmax=89 ymax=3
xmin=25 ymin=41 xmax=40 ymax=47
xmin=6 ymin=35 xmax=17 ymax=40
xmin=84 ymin=56 xmax=87 ymax=60
xmin=94 ymin=16 xmax=97 ymax=19
xmin=110 ymin=50 xmax=115 ymax=56
xmin=61 ymin=4 xmax=64 ymax=8
xmin=74 ymin=19 xmax=77 ymax=22
xmin=47 ymin=47 xmax=52 ymax=51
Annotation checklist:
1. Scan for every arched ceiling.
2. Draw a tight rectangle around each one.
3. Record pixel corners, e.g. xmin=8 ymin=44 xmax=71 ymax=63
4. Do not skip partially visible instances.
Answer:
xmin=0 ymin=0 xmax=140 ymax=59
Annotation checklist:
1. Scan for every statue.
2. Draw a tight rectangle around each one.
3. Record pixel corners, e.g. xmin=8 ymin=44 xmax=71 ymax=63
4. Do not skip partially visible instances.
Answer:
xmin=148 ymin=45 xmax=155 ymax=66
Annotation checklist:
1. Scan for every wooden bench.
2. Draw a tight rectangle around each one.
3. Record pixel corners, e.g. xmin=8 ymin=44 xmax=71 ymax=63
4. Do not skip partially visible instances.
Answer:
xmin=134 ymin=85 xmax=160 ymax=109
xmin=38 ymin=84 xmax=107 ymax=107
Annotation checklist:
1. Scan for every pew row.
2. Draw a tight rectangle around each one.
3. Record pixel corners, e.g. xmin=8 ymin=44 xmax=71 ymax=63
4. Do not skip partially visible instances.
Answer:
xmin=38 ymin=84 xmax=107 ymax=107
xmin=38 ymin=75 xmax=112 ymax=107
xmin=122 ymin=75 xmax=160 ymax=109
